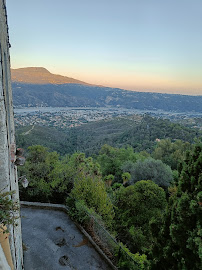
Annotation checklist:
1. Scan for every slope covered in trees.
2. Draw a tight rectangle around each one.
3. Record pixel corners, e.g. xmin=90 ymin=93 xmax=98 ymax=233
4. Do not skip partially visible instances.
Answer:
xmin=16 ymin=115 xmax=201 ymax=156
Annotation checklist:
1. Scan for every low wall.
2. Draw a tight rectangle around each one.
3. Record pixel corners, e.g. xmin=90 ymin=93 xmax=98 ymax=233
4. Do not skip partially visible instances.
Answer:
xmin=20 ymin=201 xmax=117 ymax=270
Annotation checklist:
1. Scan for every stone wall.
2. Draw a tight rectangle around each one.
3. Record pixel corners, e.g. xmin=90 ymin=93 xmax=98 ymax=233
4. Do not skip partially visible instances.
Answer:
xmin=0 ymin=0 xmax=23 ymax=269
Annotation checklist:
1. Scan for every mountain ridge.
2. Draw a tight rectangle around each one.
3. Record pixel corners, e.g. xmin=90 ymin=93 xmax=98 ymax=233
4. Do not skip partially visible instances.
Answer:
xmin=12 ymin=82 xmax=202 ymax=113
xmin=11 ymin=67 xmax=202 ymax=113
xmin=11 ymin=67 xmax=90 ymax=85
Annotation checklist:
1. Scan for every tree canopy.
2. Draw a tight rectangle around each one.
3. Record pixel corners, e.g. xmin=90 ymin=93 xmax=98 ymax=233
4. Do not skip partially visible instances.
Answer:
xmin=152 ymin=144 xmax=202 ymax=270
xmin=131 ymin=158 xmax=173 ymax=188
xmin=114 ymin=180 xmax=167 ymax=253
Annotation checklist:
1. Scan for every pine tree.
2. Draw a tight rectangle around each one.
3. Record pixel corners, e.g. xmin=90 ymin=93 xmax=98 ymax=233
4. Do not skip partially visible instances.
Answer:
xmin=152 ymin=144 xmax=202 ymax=269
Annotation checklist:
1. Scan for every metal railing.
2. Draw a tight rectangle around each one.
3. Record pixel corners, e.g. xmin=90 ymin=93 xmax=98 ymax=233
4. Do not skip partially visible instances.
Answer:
xmin=87 ymin=213 xmax=141 ymax=270
xmin=69 ymin=201 xmax=143 ymax=270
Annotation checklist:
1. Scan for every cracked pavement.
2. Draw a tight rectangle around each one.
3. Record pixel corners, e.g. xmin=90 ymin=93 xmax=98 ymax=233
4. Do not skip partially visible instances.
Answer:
xmin=21 ymin=207 xmax=112 ymax=270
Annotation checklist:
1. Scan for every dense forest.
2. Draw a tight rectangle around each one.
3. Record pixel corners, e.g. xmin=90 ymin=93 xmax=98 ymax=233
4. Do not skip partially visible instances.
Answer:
xmin=16 ymin=115 xmax=201 ymax=156
xmin=17 ymin=114 xmax=202 ymax=269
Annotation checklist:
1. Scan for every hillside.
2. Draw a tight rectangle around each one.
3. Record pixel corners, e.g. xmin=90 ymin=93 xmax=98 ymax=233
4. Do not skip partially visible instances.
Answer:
xmin=12 ymin=82 xmax=202 ymax=112
xmin=16 ymin=116 xmax=201 ymax=156
xmin=11 ymin=67 xmax=202 ymax=112
xmin=11 ymin=67 xmax=90 ymax=85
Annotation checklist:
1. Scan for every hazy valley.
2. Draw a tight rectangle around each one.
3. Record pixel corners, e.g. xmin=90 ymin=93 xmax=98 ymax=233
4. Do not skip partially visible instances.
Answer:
xmin=12 ymin=68 xmax=202 ymax=113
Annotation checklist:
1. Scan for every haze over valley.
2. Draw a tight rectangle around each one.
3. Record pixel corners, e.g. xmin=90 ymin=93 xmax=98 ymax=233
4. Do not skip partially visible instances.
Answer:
xmin=12 ymin=67 xmax=202 ymax=114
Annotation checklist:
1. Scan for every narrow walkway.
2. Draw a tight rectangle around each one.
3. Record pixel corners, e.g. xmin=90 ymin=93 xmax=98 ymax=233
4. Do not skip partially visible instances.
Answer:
xmin=21 ymin=207 xmax=112 ymax=270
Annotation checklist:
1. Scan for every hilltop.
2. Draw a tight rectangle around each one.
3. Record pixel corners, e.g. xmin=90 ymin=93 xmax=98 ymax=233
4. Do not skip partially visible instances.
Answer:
xmin=11 ymin=67 xmax=202 ymax=112
xmin=11 ymin=67 xmax=90 ymax=85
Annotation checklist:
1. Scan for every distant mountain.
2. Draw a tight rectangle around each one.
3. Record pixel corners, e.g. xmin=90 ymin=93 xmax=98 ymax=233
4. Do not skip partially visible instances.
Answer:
xmin=11 ymin=67 xmax=202 ymax=112
xmin=11 ymin=67 xmax=90 ymax=85
xmin=12 ymin=82 xmax=202 ymax=113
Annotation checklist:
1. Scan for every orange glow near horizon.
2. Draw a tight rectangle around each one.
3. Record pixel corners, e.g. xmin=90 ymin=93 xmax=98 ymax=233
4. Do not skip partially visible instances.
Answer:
xmin=8 ymin=0 xmax=202 ymax=96
xmin=53 ymin=68 xmax=202 ymax=96
xmin=11 ymin=63 xmax=202 ymax=96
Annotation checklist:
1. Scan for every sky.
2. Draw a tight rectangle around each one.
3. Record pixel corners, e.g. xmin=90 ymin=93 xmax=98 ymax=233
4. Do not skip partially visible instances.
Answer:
xmin=6 ymin=0 xmax=202 ymax=95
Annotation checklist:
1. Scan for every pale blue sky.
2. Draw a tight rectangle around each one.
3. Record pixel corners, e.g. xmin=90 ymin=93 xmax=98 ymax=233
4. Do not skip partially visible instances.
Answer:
xmin=6 ymin=0 xmax=202 ymax=95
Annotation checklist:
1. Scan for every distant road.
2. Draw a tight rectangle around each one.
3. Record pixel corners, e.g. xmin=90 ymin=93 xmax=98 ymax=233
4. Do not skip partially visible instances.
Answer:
xmin=22 ymin=125 xmax=35 ymax=135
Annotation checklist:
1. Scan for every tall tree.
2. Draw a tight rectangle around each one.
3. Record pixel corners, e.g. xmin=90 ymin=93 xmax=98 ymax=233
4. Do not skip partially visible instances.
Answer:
xmin=70 ymin=154 xmax=114 ymax=226
xmin=19 ymin=145 xmax=59 ymax=202
xmin=114 ymin=180 xmax=167 ymax=254
xmin=132 ymin=158 xmax=173 ymax=188
xmin=97 ymin=144 xmax=145 ymax=180
xmin=152 ymin=144 xmax=202 ymax=270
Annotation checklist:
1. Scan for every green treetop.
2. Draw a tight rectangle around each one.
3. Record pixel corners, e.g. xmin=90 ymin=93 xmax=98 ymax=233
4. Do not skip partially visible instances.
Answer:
xmin=152 ymin=144 xmax=202 ymax=270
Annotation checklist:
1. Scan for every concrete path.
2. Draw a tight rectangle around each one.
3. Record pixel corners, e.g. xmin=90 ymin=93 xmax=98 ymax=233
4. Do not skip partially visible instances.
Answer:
xmin=21 ymin=207 xmax=112 ymax=270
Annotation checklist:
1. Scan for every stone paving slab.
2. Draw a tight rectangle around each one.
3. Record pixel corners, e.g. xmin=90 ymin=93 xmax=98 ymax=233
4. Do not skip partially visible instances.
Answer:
xmin=21 ymin=207 xmax=112 ymax=270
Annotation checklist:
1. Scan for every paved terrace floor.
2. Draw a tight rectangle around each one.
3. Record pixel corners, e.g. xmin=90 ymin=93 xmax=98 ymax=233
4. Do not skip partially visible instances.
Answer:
xmin=21 ymin=207 xmax=112 ymax=270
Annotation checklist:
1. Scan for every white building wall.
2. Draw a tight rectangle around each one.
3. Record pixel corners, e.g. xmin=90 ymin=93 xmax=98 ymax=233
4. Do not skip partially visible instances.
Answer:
xmin=0 ymin=1 xmax=23 ymax=269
